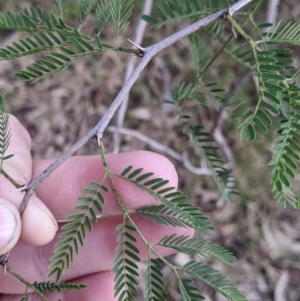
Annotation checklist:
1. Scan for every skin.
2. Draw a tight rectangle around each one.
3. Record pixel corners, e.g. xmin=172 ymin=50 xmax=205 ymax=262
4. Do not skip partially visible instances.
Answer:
xmin=0 ymin=116 xmax=194 ymax=300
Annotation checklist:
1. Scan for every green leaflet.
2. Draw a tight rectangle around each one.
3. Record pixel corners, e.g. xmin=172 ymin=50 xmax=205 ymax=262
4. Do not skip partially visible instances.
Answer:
xmin=137 ymin=202 xmax=213 ymax=232
xmin=269 ymin=98 xmax=300 ymax=207
xmin=0 ymin=7 xmax=103 ymax=82
xmin=119 ymin=167 xmax=214 ymax=234
xmin=145 ymin=259 xmax=167 ymax=301
xmin=0 ymin=7 xmax=66 ymax=32
xmin=0 ymin=96 xmax=14 ymax=167
xmin=263 ymin=21 xmax=300 ymax=46
xmin=14 ymin=33 xmax=102 ymax=82
xmin=77 ymin=0 xmax=98 ymax=23
xmin=179 ymin=278 xmax=205 ymax=301
xmin=142 ymin=0 xmax=225 ymax=36
xmin=238 ymin=47 xmax=293 ymax=139
xmin=33 ymin=281 xmax=86 ymax=293
xmin=47 ymin=181 xmax=108 ymax=282
xmin=0 ymin=31 xmax=63 ymax=60
xmin=188 ymin=125 xmax=239 ymax=203
xmin=183 ymin=261 xmax=247 ymax=301
xmin=164 ymin=81 xmax=208 ymax=108
xmin=113 ymin=222 xmax=140 ymax=301
xmin=158 ymin=234 xmax=235 ymax=263
xmin=189 ymin=33 xmax=211 ymax=78
xmin=110 ymin=0 xmax=134 ymax=38
xmin=94 ymin=0 xmax=111 ymax=34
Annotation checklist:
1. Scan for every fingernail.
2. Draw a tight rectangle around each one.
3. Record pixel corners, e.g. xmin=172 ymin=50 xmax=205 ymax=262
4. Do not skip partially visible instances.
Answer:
xmin=0 ymin=204 xmax=20 ymax=251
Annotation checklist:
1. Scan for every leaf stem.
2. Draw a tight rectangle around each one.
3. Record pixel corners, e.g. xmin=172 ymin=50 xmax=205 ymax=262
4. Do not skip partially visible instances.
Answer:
xmin=98 ymin=140 xmax=182 ymax=271
xmin=0 ymin=169 xmax=22 ymax=188
xmin=198 ymin=0 xmax=262 ymax=81
xmin=125 ymin=212 xmax=179 ymax=271
xmin=5 ymin=265 xmax=49 ymax=301
xmin=98 ymin=140 xmax=126 ymax=213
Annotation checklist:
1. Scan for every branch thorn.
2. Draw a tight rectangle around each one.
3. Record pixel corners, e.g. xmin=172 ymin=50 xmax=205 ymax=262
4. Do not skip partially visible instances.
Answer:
xmin=224 ymin=3 xmax=237 ymax=38
xmin=127 ymin=39 xmax=145 ymax=57
xmin=10 ymin=185 xmax=28 ymax=192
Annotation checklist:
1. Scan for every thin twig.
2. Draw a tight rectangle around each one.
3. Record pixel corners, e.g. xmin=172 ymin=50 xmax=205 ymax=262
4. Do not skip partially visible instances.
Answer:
xmin=113 ymin=0 xmax=153 ymax=154
xmin=274 ymin=271 xmax=289 ymax=301
xmin=0 ymin=169 xmax=22 ymax=188
xmin=5 ymin=265 xmax=49 ymax=301
xmin=265 ymin=0 xmax=280 ymax=26
xmin=18 ymin=0 xmax=254 ymax=216
xmin=229 ymin=0 xmax=253 ymax=15
xmin=108 ymin=126 xmax=211 ymax=175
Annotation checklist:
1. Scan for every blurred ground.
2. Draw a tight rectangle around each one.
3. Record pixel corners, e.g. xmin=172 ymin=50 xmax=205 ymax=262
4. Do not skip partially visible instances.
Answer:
xmin=1 ymin=1 xmax=300 ymax=300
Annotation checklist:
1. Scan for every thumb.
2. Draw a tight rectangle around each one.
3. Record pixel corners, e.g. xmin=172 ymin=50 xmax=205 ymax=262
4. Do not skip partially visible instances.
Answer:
xmin=0 ymin=198 xmax=21 ymax=255
xmin=0 ymin=115 xmax=57 ymax=254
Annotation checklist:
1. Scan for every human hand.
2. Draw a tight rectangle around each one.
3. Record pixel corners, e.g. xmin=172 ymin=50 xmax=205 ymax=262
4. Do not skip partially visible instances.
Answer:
xmin=0 ymin=115 xmax=194 ymax=300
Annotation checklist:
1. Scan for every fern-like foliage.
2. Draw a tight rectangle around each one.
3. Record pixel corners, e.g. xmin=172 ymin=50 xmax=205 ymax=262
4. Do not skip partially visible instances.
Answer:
xmin=145 ymin=259 xmax=167 ymax=301
xmin=0 ymin=30 xmax=70 ymax=60
xmin=202 ymin=0 xmax=228 ymax=39
xmin=268 ymin=84 xmax=300 ymax=207
xmin=14 ymin=33 xmax=103 ymax=82
xmin=0 ymin=7 xmax=98 ymax=64
xmin=164 ymin=81 xmax=208 ymax=108
xmin=164 ymin=57 xmax=229 ymax=108
xmin=189 ymin=33 xmax=211 ymax=78
xmin=178 ymin=278 xmax=205 ymax=301
xmin=157 ymin=234 xmax=235 ymax=263
xmin=54 ymin=0 xmax=71 ymax=18
xmin=238 ymin=48 xmax=294 ymax=141
xmin=202 ymin=81 xmax=228 ymax=108
xmin=224 ymin=16 xmax=300 ymax=207
xmin=186 ymin=123 xmax=239 ymax=203
xmin=225 ymin=20 xmax=296 ymax=140
xmin=33 ymin=281 xmax=86 ymax=293
xmin=229 ymin=43 xmax=255 ymax=71
xmin=0 ymin=96 xmax=13 ymax=167
xmin=163 ymin=37 xmax=239 ymax=203
xmin=182 ymin=261 xmax=247 ymax=301
xmin=262 ymin=21 xmax=300 ymax=46
xmin=77 ymin=0 xmax=98 ymax=23
xmin=119 ymin=166 xmax=214 ymax=234
xmin=112 ymin=223 xmax=140 ymax=301
xmin=47 ymin=181 xmax=108 ymax=282
xmin=142 ymin=0 xmax=226 ymax=33
xmin=94 ymin=0 xmax=112 ymax=34
xmin=142 ymin=0 xmax=206 ymax=27
xmin=110 ymin=0 xmax=134 ymax=40
xmin=0 ymin=7 xmax=104 ymax=82
xmin=0 ymin=10 xmax=37 ymax=31
xmin=0 ymin=7 xmax=67 ymax=32
xmin=136 ymin=202 xmax=208 ymax=230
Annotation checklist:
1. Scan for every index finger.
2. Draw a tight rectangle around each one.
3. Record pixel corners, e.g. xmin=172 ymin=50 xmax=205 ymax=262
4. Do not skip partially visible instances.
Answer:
xmin=33 ymin=151 xmax=178 ymax=220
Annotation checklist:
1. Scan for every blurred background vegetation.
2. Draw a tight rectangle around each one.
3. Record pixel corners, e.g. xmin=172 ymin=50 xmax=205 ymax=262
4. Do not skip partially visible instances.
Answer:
xmin=1 ymin=0 xmax=300 ymax=300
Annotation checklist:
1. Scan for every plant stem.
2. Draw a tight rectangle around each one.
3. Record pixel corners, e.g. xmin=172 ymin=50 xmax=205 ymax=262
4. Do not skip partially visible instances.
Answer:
xmin=113 ymin=0 xmax=153 ymax=153
xmin=98 ymin=140 xmax=127 ymax=213
xmin=98 ymin=139 xmax=181 ymax=272
xmin=18 ymin=0 xmax=254 ymax=224
xmin=5 ymin=265 xmax=49 ymax=301
xmin=0 ymin=169 xmax=22 ymax=188
xmin=125 ymin=212 xmax=179 ymax=271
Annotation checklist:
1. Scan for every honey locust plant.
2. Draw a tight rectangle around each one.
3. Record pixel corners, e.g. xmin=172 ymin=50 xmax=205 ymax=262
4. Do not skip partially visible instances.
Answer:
xmin=0 ymin=0 xmax=300 ymax=300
